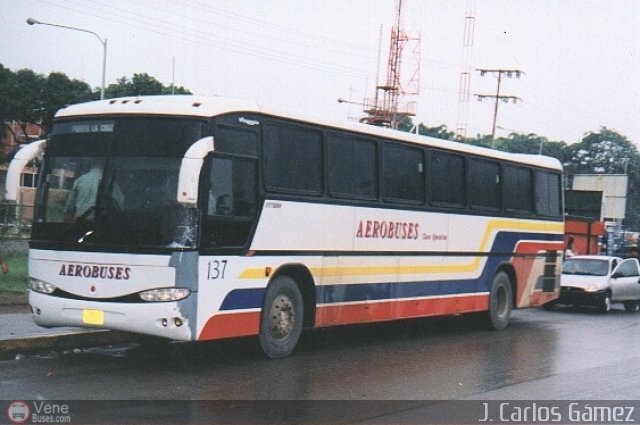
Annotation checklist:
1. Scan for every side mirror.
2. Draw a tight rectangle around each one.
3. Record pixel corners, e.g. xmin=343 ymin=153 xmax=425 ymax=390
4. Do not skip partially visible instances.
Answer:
xmin=177 ymin=136 xmax=214 ymax=205
xmin=5 ymin=139 xmax=47 ymax=201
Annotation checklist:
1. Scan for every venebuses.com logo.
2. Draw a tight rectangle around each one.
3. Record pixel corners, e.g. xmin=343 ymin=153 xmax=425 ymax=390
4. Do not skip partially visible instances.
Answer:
xmin=6 ymin=400 xmax=72 ymax=424
xmin=6 ymin=401 xmax=30 ymax=424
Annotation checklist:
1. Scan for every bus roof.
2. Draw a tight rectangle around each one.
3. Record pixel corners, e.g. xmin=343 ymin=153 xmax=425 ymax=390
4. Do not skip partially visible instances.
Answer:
xmin=55 ymin=95 xmax=562 ymax=171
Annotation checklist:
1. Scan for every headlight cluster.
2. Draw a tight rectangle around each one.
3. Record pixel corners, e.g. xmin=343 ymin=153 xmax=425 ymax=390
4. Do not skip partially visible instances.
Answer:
xmin=584 ymin=285 xmax=599 ymax=293
xmin=28 ymin=278 xmax=56 ymax=294
xmin=138 ymin=288 xmax=191 ymax=302
xmin=29 ymin=278 xmax=189 ymax=302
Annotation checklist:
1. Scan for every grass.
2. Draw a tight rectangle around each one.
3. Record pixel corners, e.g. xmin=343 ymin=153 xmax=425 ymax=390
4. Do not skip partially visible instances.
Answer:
xmin=0 ymin=253 xmax=28 ymax=293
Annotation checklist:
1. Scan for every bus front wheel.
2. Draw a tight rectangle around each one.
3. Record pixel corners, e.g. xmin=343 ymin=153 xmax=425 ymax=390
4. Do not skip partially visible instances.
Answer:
xmin=259 ymin=275 xmax=304 ymax=359
xmin=485 ymin=271 xmax=513 ymax=330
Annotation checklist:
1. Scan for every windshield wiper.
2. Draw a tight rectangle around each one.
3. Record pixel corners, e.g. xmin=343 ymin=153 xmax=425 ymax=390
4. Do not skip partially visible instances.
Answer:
xmin=78 ymin=230 xmax=95 ymax=244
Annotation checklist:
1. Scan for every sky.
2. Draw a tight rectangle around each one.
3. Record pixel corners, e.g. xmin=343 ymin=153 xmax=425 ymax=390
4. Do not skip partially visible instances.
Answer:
xmin=1 ymin=0 xmax=639 ymax=145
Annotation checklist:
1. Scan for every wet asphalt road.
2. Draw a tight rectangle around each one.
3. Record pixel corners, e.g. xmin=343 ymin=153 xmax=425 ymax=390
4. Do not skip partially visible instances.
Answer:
xmin=2 ymin=305 xmax=640 ymax=402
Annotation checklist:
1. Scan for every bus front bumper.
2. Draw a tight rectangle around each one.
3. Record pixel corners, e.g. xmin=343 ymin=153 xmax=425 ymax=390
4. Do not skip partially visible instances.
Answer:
xmin=28 ymin=290 xmax=194 ymax=341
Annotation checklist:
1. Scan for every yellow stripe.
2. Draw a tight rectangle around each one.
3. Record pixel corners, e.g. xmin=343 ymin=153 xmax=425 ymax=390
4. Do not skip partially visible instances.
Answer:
xmin=240 ymin=219 xmax=564 ymax=279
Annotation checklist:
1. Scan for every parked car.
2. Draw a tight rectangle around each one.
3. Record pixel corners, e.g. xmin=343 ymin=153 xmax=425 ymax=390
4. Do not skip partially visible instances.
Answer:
xmin=545 ymin=255 xmax=640 ymax=313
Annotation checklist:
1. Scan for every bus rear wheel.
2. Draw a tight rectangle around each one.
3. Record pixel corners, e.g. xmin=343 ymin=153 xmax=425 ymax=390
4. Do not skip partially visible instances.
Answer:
xmin=259 ymin=275 xmax=304 ymax=359
xmin=485 ymin=271 xmax=513 ymax=330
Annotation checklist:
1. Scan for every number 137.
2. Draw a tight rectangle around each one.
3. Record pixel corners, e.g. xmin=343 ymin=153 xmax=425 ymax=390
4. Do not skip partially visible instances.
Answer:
xmin=207 ymin=260 xmax=227 ymax=280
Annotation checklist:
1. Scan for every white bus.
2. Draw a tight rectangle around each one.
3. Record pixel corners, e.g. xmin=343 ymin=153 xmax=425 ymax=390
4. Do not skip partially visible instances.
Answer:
xmin=6 ymin=96 xmax=564 ymax=358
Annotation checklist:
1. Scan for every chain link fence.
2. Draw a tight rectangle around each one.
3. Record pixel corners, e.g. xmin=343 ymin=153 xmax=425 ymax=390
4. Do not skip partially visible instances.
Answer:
xmin=0 ymin=203 xmax=33 ymax=239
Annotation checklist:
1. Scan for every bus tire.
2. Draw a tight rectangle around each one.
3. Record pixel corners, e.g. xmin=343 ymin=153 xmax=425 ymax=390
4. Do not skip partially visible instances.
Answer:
xmin=485 ymin=271 xmax=513 ymax=330
xmin=259 ymin=275 xmax=304 ymax=359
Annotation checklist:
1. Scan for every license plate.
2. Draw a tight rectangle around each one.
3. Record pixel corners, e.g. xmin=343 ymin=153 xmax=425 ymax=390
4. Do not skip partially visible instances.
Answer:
xmin=82 ymin=309 xmax=105 ymax=326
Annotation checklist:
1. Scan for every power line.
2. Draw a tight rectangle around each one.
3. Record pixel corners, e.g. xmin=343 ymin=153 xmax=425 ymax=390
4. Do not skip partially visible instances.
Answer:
xmin=180 ymin=0 xmax=376 ymax=53
xmin=39 ymin=0 xmax=375 ymax=80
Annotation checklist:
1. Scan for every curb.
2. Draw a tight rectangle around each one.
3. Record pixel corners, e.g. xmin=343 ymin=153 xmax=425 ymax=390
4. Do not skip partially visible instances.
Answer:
xmin=0 ymin=329 xmax=140 ymax=360
xmin=0 ymin=293 xmax=28 ymax=308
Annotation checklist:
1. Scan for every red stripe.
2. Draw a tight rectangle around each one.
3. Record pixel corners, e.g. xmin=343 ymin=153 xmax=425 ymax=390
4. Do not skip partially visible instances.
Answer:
xmin=315 ymin=294 xmax=489 ymax=327
xmin=512 ymin=241 xmax=563 ymax=306
xmin=198 ymin=294 xmax=489 ymax=340
xmin=198 ymin=312 xmax=260 ymax=341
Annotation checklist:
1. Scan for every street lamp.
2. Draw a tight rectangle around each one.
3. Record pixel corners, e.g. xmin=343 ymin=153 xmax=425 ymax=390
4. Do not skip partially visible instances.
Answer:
xmin=26 ymin=17 xmax=107 ymax=100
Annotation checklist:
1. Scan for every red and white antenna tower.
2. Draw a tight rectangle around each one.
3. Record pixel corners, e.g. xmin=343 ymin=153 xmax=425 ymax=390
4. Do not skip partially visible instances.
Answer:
xmin=361 ymin=0 xmax=421 ymax=129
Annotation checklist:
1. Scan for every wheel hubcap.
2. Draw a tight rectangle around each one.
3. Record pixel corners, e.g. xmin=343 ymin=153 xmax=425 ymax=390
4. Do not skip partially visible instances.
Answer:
xmin=269 ymin=295 xmax=295 ymax=341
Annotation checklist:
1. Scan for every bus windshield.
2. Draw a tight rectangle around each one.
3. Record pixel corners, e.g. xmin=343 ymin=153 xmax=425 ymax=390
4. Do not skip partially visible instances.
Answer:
xmin=33 ymin=117 xmax=207 ymax=251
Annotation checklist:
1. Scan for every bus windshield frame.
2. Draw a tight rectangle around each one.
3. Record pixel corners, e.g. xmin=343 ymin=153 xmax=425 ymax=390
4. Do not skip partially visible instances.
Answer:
xmin=32 ymin=116 xmax=208 ymax=252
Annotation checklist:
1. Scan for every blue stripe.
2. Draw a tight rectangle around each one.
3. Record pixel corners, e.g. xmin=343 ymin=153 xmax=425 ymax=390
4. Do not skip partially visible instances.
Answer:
xmin=219 ymin=231 xmax=561 ymax=311
xmin=220 ymin=288 xmax=265 ymax=311
xmin=316 ymin=278 xmax=485 ymax=305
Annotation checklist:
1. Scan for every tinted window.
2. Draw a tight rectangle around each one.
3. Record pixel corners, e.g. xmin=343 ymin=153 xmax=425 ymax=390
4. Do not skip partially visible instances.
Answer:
xmin=431 ymin=151 xmax=465 ymax=207
xmin=616 ymin=259 xmax=639 ymax=277
xmin=469 ymin=159 xmax=501 ymax=210
xmin=207 ymin=157 xmax=257 ymax=218
xmin=202 ymin=156 xmax=258 ymax=249
xmin=328 ymin=133 xmax=378 ymax=200
xmin=264 ymin=124 xmax=323 ymax=194
xmin=535 ymin=171 xmax=562 ymax=217
xmin=383 ymin=143 xmax=425 ymax=203
xmin=50 ymin=117 xmax=206 ymax=158
xmin=215 ymin=125 xmax=258 ymax=155
xmin=504 ymin=165 xmax=533 ymax=213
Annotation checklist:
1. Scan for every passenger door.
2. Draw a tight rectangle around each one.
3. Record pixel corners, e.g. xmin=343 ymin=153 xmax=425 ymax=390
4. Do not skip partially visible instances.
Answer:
xmin=610 ymin=259 xmax=640 ymax=301
xmin=201 ymin=154 xmax=258 ymax=251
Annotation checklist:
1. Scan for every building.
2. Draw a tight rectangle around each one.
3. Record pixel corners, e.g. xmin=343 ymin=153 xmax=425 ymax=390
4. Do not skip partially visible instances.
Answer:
xmin=0 ymin=122 xmax=43 ymax=233
xmin=0 ymin=121 xmax=43 ymax=198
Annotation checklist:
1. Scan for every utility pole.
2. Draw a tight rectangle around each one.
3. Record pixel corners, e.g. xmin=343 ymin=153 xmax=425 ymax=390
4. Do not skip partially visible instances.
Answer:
xmin=474 ymin=68 xmax=523 ymax=148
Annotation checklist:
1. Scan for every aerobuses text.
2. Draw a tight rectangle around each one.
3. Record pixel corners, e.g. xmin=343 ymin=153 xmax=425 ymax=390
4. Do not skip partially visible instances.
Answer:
xmin=59 ymin=263 xmax=132 ymax=280
xmin=355 ymin=219 xmax=449 ymax=242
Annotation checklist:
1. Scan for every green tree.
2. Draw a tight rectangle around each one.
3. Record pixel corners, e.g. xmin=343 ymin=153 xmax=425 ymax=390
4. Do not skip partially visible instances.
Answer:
xmin=496 ymin=132 xmax=568 ymax=163
xmin=417 ymin=123 xmax=455 ymax=140
xmin=564 ymin=127 xmax=637 ymax=175
xmin=396 ymin=117 xmax=456 ymax=141
xmin=496 ymin=133 xmax=546 ymax=155
xmin=564 ymin=127 xmax=640 ymax=228
xmin=464 ymin=134 xmax=492 ymax=148
xmin=396 ymin=116 xmax=414 ymax=133
xmin=0 ymin=64 xmax=19 ymax=146
xmin=0 ymin=65 xmax=95 ymax=149
xmin=0 ymin=67 xmax=48 ymax=163
xmin=105 ymin=73 xmax=191 ymax=98
xmin=42 ymin=72 xmax=95 ymax=130
xmin=537 ymin=139 xmax=568 ymax=163
xmin=0 ymin=65 xmax=193 ymax=162
xmin=11 ymin=68 xmax=46 ymax=136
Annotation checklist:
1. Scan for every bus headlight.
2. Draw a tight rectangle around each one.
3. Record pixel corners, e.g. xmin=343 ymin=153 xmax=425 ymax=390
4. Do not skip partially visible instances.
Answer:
xmin=138 ymin=288 xmax=191 ymax=302
xmin=585 ymin=285 xmax=599 ymax=293
xmin=29 ymin=278 xmax=57 ymax=294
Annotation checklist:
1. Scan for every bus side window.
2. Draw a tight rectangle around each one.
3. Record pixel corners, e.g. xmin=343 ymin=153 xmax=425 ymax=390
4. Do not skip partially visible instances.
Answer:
xmin=208 ymin=158 xmax=233 ymax=216
xmin=203 ymin=156 xmax=257 ymax=249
